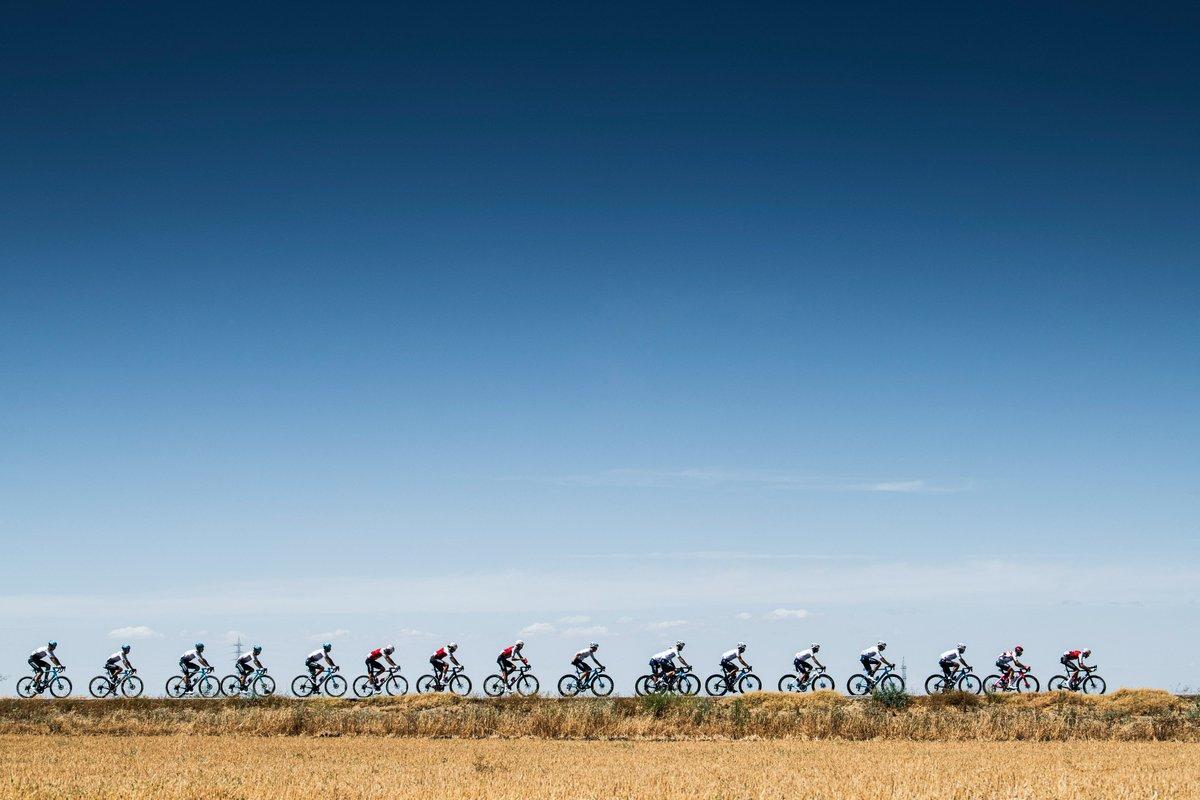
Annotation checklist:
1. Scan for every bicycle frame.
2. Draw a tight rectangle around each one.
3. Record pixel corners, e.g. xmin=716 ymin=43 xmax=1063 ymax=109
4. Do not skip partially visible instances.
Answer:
xmin=36 ymin=665 xmax=65 ymax=689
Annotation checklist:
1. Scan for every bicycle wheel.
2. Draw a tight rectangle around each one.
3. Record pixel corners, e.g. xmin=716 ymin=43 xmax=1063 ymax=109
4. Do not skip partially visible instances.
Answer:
xmin=122 ymin=675 xmax=145 ymax=697
xmin=925 ymin=674 xmax=947 ymax=694
xmin=221 ymin=676 xmax=244 ymax=696
xmin=705 ymin=674 xmax=729 ymax=696
xmin=16 ymin=677 xmax=37 ymax=698
xmin=591 ymin=674 xmax=614 ymax=697
xmin=291 ymin=675 xmax=316 ymax=697
xmin=89 ymin=676 xmax=113 ymax=698
xmin=252 ymin=675 xmax=276 ymax=696
xmin=982 ymin=675 xmax=1003 ymax=695
xmin=846 ymin=674 xmax=871 ymax=696
xmin=778 ymin=674 xmax=800 ymax=692
xmin=558 ymin=674 xmax=581 ymax=697
xmin=483 ymin=675 xmax=506 ymax=697
xmin=738 ymin=673 xmax=762 ymax=693
xmin=957 ymin=674 xmax=982 ymax=695
xmin=635 ymin=675 xmax=653 ymax=696
xmin=416 ymin=674 xmax=438 ymax=694
xmin=447 ymin=674 xmax=472 ymax=696
xmin=352 ymin=676 xmax=376 ymax=698
xmin=165 ymin=676 xmax=187 ymax=698
xmin=1047 ymin=675 xmax=1069 ymax=692
xmin=678 ymin=673 xmax=701 ymax=695
xmin=324 ymin=674 xmax=348 ymax=697
xmin=1013 ymin=674 xmax=1039 ymax=693
xmin=878 ymin=674 xmax=904 ymax=692
xmin=386 ymin=675 xmax=408 ymax=696
xmin=1082 ymin=675 xmax=1106 ymax=695
xmin=515 ymin=674 xmax=539 ymax=697
xmin=811 ymin=674 xmax=835 ymax=691
xmin=196 ymin=675 xmax=220 ymax=698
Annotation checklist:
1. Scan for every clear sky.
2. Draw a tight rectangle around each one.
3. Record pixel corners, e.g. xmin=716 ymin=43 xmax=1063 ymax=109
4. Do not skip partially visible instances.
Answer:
xmin=2 ymin=2 xmax=1197 ymax=692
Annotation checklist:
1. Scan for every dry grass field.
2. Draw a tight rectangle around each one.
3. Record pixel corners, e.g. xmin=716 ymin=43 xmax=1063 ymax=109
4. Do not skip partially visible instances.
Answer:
xmin=3 ymin=736 xmax=1199 ymax=799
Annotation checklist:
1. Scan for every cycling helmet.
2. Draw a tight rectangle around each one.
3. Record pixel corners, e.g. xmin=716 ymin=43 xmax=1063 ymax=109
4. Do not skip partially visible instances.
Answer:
xmin=589 ymin=642 xmax=599 ymax=650
xmin=195 ymin=642 xmax=205 ymax=652
xmin=515 ymin=639 xmax=524 ymax=648
xmin=1014 ymin=645 xmax=1024 ymax=655
xmin=957 ymin=643 xmax=967 ymax=653
xmin=675 ymin=640 xmax=686 ymax=650
xmin=1082 ymin=648 xmax=1091 ymax=657
xmin=322 ymin=642 xmax=332 ymax=652
xmin=382 ymin=645 xmax=394 ymax=655
xmin=736 ymin=642 xmax=747 ymax=652
xmin=48 ymin=641 xmax=57 ymax=650
xmin=448 ymin=642 xmax=458 ymax=651
xmin=877 ymin=641 xmax=886 ymax=650
xmin=811 ymin=643 xmax=820 ymax=652
xmin=252 ymin=645 xmax=262 ymax=655
xmin=121 ymin=644 xmax=131 ymax=654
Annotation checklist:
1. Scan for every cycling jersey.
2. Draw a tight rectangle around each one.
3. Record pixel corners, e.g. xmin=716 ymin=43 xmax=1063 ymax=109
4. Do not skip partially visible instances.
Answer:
xmin=940 ymin=650 xmax=961 ymax=663
xmin=861 ymin=647 xmax=883 ymax=660
xmin=1063 ymin=650 xmax=1084 ymax=660
xmin=106 ymin=652 xmax=132 ymax=669
xmin=30 ymin=646 xmax=55 ymax=661
xmin=432 ymin=646 xmax=453 ymax=660
xmin=721 ymin=649 xmax=741 ymax=662
xmin=652 ymin=649 xmax=679 ymax=662
xmin=305 ymin=650 xmax=327 ymax=663
xmin=500 ymin=645 xmax=522 ymax=659
xmin=368 ymin=648 xmax=384 ymax=660
xmin=236 ymin=653 xmax=262 ymax=669
xmin=997 ymin=651 xmax=1017 ymax=664
xmin=794 ymin=648 xmax=816 ymax=663
xmin=180 ymin=649 xmax=205 ymax=663
xmin=573 ymin=648 xmax=595 ymax=662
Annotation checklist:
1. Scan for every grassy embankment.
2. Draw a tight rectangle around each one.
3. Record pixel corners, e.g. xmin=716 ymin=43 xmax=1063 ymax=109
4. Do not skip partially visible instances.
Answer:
xmin=1 ymin=689 xmax=1197 ymax=741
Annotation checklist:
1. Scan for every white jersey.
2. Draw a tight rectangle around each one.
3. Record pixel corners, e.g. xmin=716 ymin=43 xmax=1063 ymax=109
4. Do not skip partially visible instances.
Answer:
xmin=794 ymin=648 xmax=816 ymax=662
xmin=574 ymin=648 xmax=596 ymax=661
xmin=181 ymin=649 xmax=206 ymax=663
xmin=30 ymin=646 xmax=55 ymax=660
xmin=997 ymin=650 xmax=1018 ymax=664
xmin=106 ymin=651 xmax=132 ymax=668
xmin=861 ymin=647 xmax=883 ymax=659
xmin=721 ymin=648 xmax=742 ymax=661
xmin=653 ymin=649 xmax=679 ymax=662
xmin=940 ymin=650 xmax=961 ymax=663
xmin=306 ymin=649 xmax=328 ymax=662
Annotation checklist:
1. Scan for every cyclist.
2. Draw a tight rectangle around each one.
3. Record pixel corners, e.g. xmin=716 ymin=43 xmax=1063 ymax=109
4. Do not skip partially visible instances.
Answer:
xmin=179 ymin=643 xmax=212 ymax=693
xmin=995 ymin=645 xmax=1029 ymax=687
xmin=104 ymin=644 xmax=134 ymax=688
xmin=430 ymin=642 xmax=460 ymax=685
xmin=497 ymin=640 xmax=528 ymax=686
xmin=235 ymin=645 xmax=266 ymax=691
xmin=719 ymin=642 xmax=751 ymax=690
xmin=1061 ymin=648 xmax=1092 ymax=688
xmin=650 ymin=641 xmax=690 ymax=684
xmin=860 ymin=641 xmax=892 ymax=677
xmin=571 ymin=642 xmax=604 ymax=685
xmin=305 ymin=642 xmax=336 ymax=683
xmin=793 ymin=643 xmax=825 ymax=684
xmin=939 ymin=643 xmax=971 ymax=682
xmin=28 ymin=641 xmax=64 ymax=686
xmin=365 ymin=645 xmax=398 ymax=688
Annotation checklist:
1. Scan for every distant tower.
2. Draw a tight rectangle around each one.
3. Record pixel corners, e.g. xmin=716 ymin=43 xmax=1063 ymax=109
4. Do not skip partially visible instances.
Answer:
xmin=901 ymin=657 xmax=907 ymax=686
xmin=232 ymin=637 xmax=244 ymax=661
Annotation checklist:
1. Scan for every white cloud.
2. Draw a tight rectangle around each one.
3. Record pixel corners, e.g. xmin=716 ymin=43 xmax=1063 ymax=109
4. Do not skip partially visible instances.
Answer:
xmin=396 ymin=627 xmax=436 ymax=638
xmin=558 ymin=615 xmax=590 ymax=624
xmin=646 ymin=620 xmax=689 ymax=630
xmin=308 ymin=629 xmax=350 ymax=642
xmin=520 ymin=622 xmax=556 ymax=636
xmin=564 ymin=625 xmax=609 ymax=638
xmin=765 ymin=608 xmax=812 ymax=620
xmin=736 ymin=612 xmax=753 ymax=620
xmin=107 ymin=625 xmax=161 ymax=640
xmin=510 ymin=468 xmax=967 ymax=493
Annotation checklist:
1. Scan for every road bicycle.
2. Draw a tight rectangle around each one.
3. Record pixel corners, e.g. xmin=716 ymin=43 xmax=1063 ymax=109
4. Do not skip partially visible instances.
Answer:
xmin=221 ymin=668 xmax=277 ymax=697
xmin=353 ymin=666 xmax=409 ymax=698
xmin=924 ymin=665 xmax=982 ymax=695
xmin=557 ymin=665 xmax=614 ymax=697
xmin=484 ymin=663 xmax=540 ymax=697
xmin=1048 ymin=664 xmax=1106 ymax=694
xmin=777 ymin=665 xmax=836 ymax=693
xmin=635 ymin=666 xmax=700 ymax=696
xmin=166 ymin=666 xmax=220 ymax=698
xmin=705 ymin=666 xmax=762 ymax=696
xmin=983 ymin=667 xmax=1040 ymax=694
xmin=291 ymin=666 xmax=348 ymax=697
xmin=847 ymin=664 xmax=905 ymax=696
xmin=416 ymin=664 xmax=472 ymax=696
xmin=88 ymin=668 xmax=144 ymax=698
xmin=17 ymin=665 xmax=72 ymax=698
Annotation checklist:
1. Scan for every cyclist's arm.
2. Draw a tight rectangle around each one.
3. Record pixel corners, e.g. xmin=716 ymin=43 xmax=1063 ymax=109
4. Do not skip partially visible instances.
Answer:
xmin=253 ymin=656 xmax=265 ymax=670
xmin=385 ymin=655 xmax=397 ymax=668
xmin=199 ymin=656 xmax=212 ymax=668
xmin=449 ymin=653 xmax=460 ymax=667
xmin=50 ymin=655 xmax=64 ymax=667
xmin=738 ymin=655 xmax=750 ymax=669
xmin=324 ymin=655 xmax=336 ymax=668
xmin=677 ymin=656 xmax=691 ymax=669
xmin=813 ymin=657 xmax=825 ymax=669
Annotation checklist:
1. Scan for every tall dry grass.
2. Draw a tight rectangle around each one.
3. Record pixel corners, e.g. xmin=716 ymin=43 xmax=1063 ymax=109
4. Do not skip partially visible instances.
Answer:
xmin=1 ymin=689 xmax=1196 ymax=741
xmin=3 ymin=736 xmax=1199 ymax=800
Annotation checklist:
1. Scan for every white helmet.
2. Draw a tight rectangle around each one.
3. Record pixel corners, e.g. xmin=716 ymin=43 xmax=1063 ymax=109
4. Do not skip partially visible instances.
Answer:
xmin=736 ymin=642 xmax=747 ymax=652
xmin=589 ymin=642 xmax=599 ymax=650
xmin=957 ymin=643 xmax=966 ymax=653
xmin=514 ymin=639 xmax=524 ymax=648
xmin=447 ymin=642 xmax=458 ymax=652
xmin=383 ymin=645 xmax=394 ymax=655
xmin=877 ymin=641 xmax=887 ymax=650
xmin=811 ymin=643 xmax=820 ymax=652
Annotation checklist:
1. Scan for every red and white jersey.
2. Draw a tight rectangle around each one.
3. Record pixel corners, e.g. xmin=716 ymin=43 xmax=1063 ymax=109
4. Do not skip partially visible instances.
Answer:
xmin=433 ymin=646 xmax=453 ymax=659
xmin=500 ymin=643 xmax=523 ymax=658
xmin=1063 ymin=649 xmax=1085 ymax=660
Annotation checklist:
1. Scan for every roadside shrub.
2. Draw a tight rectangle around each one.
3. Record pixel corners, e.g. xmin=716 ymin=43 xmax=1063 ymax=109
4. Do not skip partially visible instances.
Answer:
xmin=871 ymin=686 xmax=911 ymax=711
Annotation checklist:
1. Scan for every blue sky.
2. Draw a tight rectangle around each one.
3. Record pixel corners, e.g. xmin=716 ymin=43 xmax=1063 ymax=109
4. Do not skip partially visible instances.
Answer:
xmin=1 ymin=2 xmax=1197 ymax=691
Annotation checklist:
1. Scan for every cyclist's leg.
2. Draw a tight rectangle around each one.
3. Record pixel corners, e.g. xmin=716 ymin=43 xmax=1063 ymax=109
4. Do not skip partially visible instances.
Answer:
xmin=574 ymin=658 xmax=591 ymax=683
xmin=180 ymin=659 xmax=197 ymax=690
xmin=941 ymin=660 xmax=955 ymax=680
xmin=307 ymin=660 xmax=322 ymax=681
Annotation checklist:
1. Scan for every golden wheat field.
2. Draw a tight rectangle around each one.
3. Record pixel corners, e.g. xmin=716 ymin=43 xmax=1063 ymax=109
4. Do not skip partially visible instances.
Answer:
xmin=2 ymin=736 xmax=1199 ymax=800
